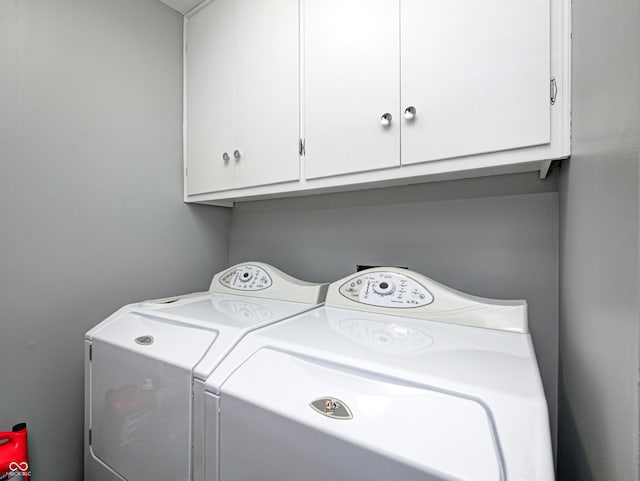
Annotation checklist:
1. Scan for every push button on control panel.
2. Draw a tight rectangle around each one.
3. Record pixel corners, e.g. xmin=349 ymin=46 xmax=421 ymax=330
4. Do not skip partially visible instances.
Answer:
xmin=338 ymin=271 xmax=433 ymax=308
xmin=219 ymin=265 xmax=273 ymax=291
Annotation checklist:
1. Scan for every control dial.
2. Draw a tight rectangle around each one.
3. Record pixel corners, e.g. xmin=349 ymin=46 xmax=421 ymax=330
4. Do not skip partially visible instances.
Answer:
xmin=338 ymin=271 xmax=433 ymax=309
xmin=239 ymin=271 xmax=254 ymax=283
xmin=219 ymin=265 xmax=273 ymax=291
xmin=373 ymin=281 xmax=395 ymax=296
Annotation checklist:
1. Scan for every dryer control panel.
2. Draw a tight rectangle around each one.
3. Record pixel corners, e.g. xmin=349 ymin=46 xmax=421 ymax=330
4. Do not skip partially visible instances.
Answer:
xmin=339 ymin=271 xmax=433 ymax=308
xmin=326 ymin=267 xmax=528 ymax=333
xmin=210 ymin=262 xmax=328 ymax=304
xmin=219 ymin=265 xmax=273 ymax=291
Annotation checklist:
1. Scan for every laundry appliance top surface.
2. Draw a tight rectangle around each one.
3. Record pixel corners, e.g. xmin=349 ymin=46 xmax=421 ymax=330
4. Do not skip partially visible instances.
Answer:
xmin=207 ymin=267 xmax=554 ymax=481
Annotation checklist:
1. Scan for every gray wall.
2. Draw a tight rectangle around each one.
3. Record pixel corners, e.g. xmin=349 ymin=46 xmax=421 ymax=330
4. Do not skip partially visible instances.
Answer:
xmin=0 ymin=1 xmax=230 ymax=480
xmin=558 ymin=0 xmax=640 ymax=478
xmin=230 ymin=171 xmax=560 ymax=451
xmin=559 ymin=161 xmax=639 ymax=481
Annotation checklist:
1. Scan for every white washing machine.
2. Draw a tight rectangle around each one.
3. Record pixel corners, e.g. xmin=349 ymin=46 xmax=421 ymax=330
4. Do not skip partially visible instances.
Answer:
xmin=84 ymin=262 xmax=328 ymax=481
xmin=204 ymin=267 xmax=554 ymax=481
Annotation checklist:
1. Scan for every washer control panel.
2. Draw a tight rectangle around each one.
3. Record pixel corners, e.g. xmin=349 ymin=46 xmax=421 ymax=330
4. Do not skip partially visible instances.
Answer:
xmin=218 ymin=264 xmax=273 ymax=291
xmin=338 ymin=271 xmax=433 ymax=308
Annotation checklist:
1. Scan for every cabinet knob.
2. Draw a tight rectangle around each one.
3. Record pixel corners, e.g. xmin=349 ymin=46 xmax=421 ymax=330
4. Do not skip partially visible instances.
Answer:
xmin=380 ymin=113 xmax=392 ymax=127
xmin=403 ymin=106 xmax=416 ymax=120
xmin=222 ymin=152 xmax=230 ymax=163
xmin=233 ymin=149 xmax=242 ymax=160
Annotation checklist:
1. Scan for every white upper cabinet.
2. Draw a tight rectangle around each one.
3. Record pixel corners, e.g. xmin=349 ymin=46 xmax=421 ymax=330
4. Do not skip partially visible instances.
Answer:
xmin=184 ymin=0 xmax=570 ymax=205
xmin=185 ymin=0 xmax=299 ymax=197
xmin=186 ymin=0 xmax=234 ymax=195
xmin=233 ymin=0 xmax=299 ymax=189
xmin=303 ymin=0 xmax=554 ymax=179
xmin=303 ymin=0 xmax=400 ymax=179
xmin=400 ymin=0 xmax=551 ymax=165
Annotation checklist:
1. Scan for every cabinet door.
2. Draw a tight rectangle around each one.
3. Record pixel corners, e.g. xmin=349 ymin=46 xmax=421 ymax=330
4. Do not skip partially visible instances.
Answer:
xmin=303 ymin=0 xmax=400 ymax=179
xmin=186 ymin=0 xmax=235 ymax=195
xmin=401 ymin=0 xmax=551 ymax=165
xmin=233 ymin=0 xmax=300 ymax=189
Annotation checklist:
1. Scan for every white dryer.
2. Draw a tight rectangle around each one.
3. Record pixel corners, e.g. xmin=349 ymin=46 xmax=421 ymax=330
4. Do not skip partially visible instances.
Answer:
xmin=204 ymin=267 xmax=554 ymax=481
xmin=84 ymin=262 xmax=327 ymax=481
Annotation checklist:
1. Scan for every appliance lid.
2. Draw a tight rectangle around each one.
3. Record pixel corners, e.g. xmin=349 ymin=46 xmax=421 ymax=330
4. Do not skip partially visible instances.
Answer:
xmin=142 ymin=294 xmax=321 ymax=329
xmin=208 ymin=306 xmax=542 ymax=399
xmin=88 ymin=293 xmax=324 ymax=380
xmin=88 ymin=311 xmax=217 ymax=370
xmin=220 ymin=348 xmax=504 ymax=481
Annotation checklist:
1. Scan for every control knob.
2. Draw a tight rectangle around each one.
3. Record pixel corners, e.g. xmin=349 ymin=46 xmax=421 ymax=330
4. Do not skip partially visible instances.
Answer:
xmin=239 ymin=271 xmax=254 ymax=283
xmin=373 ymin=281 xmax=396 ymax=296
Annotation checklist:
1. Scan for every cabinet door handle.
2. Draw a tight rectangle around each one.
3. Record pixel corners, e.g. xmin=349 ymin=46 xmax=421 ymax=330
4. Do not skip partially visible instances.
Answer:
xmin=233 ymin=149 xmax=242 ymax=160
xmin=403 ymin=106 xmax=416 ymax=120
xmin=380 ymin=113 xmax=392 ymax=127
xmin=222 ymin=152 xmax=230 ymax=163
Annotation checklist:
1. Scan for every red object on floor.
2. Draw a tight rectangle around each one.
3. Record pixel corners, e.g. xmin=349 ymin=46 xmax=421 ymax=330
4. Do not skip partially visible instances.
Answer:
xmin=0 ymin=423 xmax=30 ymax=481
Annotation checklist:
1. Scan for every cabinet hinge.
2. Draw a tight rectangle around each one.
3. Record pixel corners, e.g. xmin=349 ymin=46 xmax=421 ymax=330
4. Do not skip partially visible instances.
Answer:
xmin=299 ymin=138 xmax=305 ymax=156
xmin=89 ymin=428 xmax=92 ymax=445
xmin=89 ymin=344 xmax=92 ymax=361
xmin=185 ymin=167 xmax=188 ymax=177
xmin=550 ymin=77 xmax=557 ymax=105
